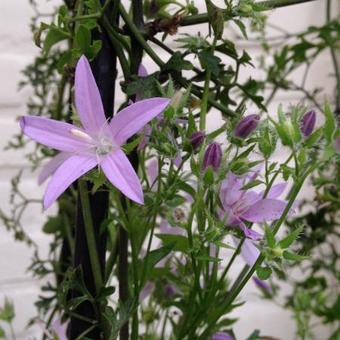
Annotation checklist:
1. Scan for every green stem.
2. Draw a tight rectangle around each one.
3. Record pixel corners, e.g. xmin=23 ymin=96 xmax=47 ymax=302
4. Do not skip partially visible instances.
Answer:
xmin=200 ymin=69 xmax=211 ymax=131
xmin=180 ymin=0 xmax=317 ymax=26
xmin=78 ymin=180 xmax=103 ymax=295
xmin=326 ymin=0 xmax=340 ymax=110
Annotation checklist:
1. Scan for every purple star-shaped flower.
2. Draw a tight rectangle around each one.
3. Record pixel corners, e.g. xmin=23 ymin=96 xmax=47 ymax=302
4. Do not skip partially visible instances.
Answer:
xmin=20 ymin=56 xmax=170 ymax=209
xmin=220 ymin=172 xmax=289 ymax=240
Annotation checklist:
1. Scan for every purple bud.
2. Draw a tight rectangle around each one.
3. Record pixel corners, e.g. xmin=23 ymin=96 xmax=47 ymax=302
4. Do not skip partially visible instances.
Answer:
xmin=300 ymin=110 xmax=316 ymax=136
xmin=190 ymin=131 xmax=205 ymax=149
xmin=253 ymin=277 xmax=271 ymax=292
xmin=234 ymin=114 xmax=260 ymax=138
xmin=164 ymin=284 xmax=177 ymax=298
xmin=203 ymin=142 xmax=222 ymax=171
xmin=212 ymin=332 xmax=234 ymax=340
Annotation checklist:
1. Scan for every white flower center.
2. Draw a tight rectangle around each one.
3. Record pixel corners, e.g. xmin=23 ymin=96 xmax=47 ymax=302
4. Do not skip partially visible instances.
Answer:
xmin=70 ymin=128 xmax=115 ymax=157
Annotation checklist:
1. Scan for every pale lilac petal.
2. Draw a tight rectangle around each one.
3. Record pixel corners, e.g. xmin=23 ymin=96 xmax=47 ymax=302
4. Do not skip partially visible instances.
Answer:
xmin=38 ymin=152 xmax=70 ymax=185
xmin=20 ymin=116 xmax=90 ymax=153
xmin=173 ymin=153 xmax=182 ymax=168
xmin=220 ymin=173 xmax=243 ymax=208
xmin=242 ymin=199 xmax=288 ymax=223
xmin=262 ymin=182 xmax=287 ymax=199
xmin=75 ymin=55 xmax=107 ymax=134
xmin=239 ymin=238 xmax=260 ymax=266
xmin=51 ymin=319 xmax=68 ymax=340
xmin=240 ymin=223 xmax=263 ymax=240
xmin=138 ymin=63 xmax=148 ymax=77
xmin=101 ymin=149 xmax=143 ymax=204
xmin=109 ymin=98 xmax=170 ymax=145
xmin=147 ymin=159 xmax=159 ymax=191
xmin=139 ymin=281 xmax=155 ymax=302
xmin=44 ymin=155 xmax=97 ymax=209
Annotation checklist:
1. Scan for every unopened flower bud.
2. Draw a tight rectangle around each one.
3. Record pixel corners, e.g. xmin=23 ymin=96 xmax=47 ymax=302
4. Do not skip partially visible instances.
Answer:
xmin=300 ymin=110 xmax=316 ymax=136
xmin=234 ymin=114 xmax=260 ymax=138
xmin=170 ymin=91 xmax=183 ymax=109
xmin=190 ymin=131 xmax=205 ymax=149
xmin=164 ymin=284 xmax=177 ymax=298
xmin=203 ymin=142 xmax=222 ymax=171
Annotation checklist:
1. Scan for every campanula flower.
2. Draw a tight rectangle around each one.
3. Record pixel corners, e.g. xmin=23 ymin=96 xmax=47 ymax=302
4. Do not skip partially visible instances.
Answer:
xmin=220 ymin=172 xmax=290 ymax=240
xmin=252 ymin=277 xmax=271 ymax=292
xmin=203 ymin=142 xmax=222 ymax=171
xmin=234 ymin=114 xmax=260 ymax=138
xmin=21 ymin=56 xmax=169 ymax=209
xmin=300 ymin=110 xmax=316 ymax=136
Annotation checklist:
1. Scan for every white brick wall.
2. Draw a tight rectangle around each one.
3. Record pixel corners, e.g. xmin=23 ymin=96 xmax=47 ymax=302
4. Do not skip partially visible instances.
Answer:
xmin=0 ymin=0 xmax=338 ymax=338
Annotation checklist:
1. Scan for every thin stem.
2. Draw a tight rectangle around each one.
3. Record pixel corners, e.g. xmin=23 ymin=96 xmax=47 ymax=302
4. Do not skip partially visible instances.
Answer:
xmin=78 ymin=180 xmax=103 ymax=294
xmin=180 ymin=0 xmax=317 ymax=26
xmin=326 ymin=0 xmax=340 ymax=110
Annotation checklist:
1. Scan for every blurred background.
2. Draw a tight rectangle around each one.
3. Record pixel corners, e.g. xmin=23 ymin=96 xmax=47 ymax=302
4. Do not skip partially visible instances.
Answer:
xmin=0 ymin=0 xmax=339 ymax=338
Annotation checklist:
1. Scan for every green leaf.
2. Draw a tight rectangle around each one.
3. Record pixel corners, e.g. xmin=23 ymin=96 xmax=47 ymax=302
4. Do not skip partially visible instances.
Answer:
xmin=0 ymin=298 xmax=15 ymax=323
xmin=323 ymin=99 xmax=336 ymax=144
xmin=283 ymin=250 xmax=308 ymax=261
xmin=75 ymin=25 xmax=91 ymax=53
xmin=241 ymin=179 xmax=263 ymax=190
xmin=264 ymin=226 xmax=276 ymax=248
xmin=145 ymin=244 xmax=175 ymax=271
xmin=44 ymin=24 xmax=70 ymax=54
xmin=203 ymin=167 xmax=214 ymax=185
xmin=163 ymin=52 xmax=193 ymax=72
xmin=155 ymin=234 xmax=189 ymax=253
xmin=198 ymin=50 xmax=222 ymax=76
xmin=43 ymin=216 xmax=62 ymax=234
xmin=205 ymin=0 xmax=225 ymax=39
xmin=0 ymin=326 xmax=5 ymax=338
xmin=233 ymin=19 xmax=248 ymax=39
xmin=278 ymin=225 xmax=304 ymax=249
xmin=304 ymin=127 xmax=322 ymax=147
xmin=256 ymin=266 xmax=272 ymax=280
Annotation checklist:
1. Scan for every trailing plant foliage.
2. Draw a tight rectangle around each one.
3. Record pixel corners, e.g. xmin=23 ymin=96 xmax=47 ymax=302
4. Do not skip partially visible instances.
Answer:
xmin=1 ymin=0 xmax=339 ymax=339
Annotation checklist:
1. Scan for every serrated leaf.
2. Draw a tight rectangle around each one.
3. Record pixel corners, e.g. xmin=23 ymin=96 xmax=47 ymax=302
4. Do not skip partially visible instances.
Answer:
xmin=163 ymin=52 xmax=193 ymax=72
xmin=198 ymin=50 xmax=222 ymax=76
xmin=279 ymin=225 xmax=304 ymax=249
xmin=283 ymin=250 xmax=308 ymax=261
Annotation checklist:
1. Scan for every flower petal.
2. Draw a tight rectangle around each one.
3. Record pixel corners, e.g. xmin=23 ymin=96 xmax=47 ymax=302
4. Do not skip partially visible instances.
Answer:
xmin=219 ymin=172 xmax=243 ymax=208
xmin=242 ymin=198 xmax=288 ymax=223
xmin=238 ymin=238 xmax=260 ymax=266
xmin=44 ymin=155 xmax=97 ymax=209
xmin=75 ymin=55 xmax=107 ymax=134
xmin=38 ymin=152 xmax=70 ymax=185
xmin=109 ymin=98 xmax=170 ymax=145
xmin=265 ymin=182 xmax=287 ymax=199
xmin=101 ymin=149 xmax=144 ymax=204
xmin=20 ymin=116 xmax=90 ymax=153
